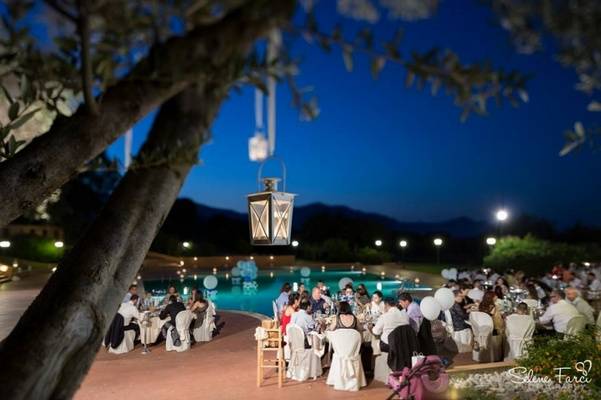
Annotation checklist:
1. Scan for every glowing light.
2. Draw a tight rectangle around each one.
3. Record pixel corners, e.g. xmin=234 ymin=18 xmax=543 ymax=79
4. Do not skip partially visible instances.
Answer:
xmin=552 ymin=274 xmax=558 ymax=280
xmin=225 ymin=256 xmax=230 ymax=261
xmin=380 ymin=271 xmax=385 ymax=278
xmin=225 ymin=273 xmax=229 ymax=279
xmin=183 ymin=287 xmax=189 ymax=295
xmin=486 ymin=237 xmax=497 ymax=246
xmin=495 ymin=209 xmax=509 ymax=222
xmin=0 ymin=265 xmax=9 ymax=272
xmin=182 ymin=241 xmax=191 ymax=248
xmin=270 ymin=271 xmax=274 ymax=278
xmin=399 ymin=240 xmax=408 ymax=248
xmin=374 ymin=239 xmax=383 ymax=247
xmin=182 ymin=268 xmax=187 ymax=273
xmin=194 ymin=274 xmax=198 ymax=280
xmin=132 ymin=280 xmax=138 ymax=285
xmin=193 ymin=257 xmax=198 ymax=261
xmin=12 ymin=261 xmax=18 ymax=268
xmin=433 ymin=238 xmax=443 ymax=246
xmin=212 ymin=267 xmax=218 ymax=274
xmin=293 ymin=282 xmax=299 ymax=292
xmin=350 ymin=265 xmax=355 ymax=271
xmin=321 ymin=266 xmax=326 ymax=272
xmin=376 ymin=282 xmax=382 ymax=291
xmin=54 ymin=241 xmax=64 ymax=248
xmin=394 ymin=274 xmax=400 ymax=280
xmin=250 ymin=256 xmax=254 ymax=260
xmin=584 ymin=262 xmax=591 ymax=267
xmin=137 ymin=275 xmax=141 ymax=280
xmin=291 ymin=240 xmax=299 ymax=247
xmin=0 ymin=240 xmax=10 ymax=248
xmin=269 ymin=255 xmax=274 ymax=260
xmin=179 ymin=260 xmax=184 ymax=266
xmin=414 ymin=278 xmax=420 ymax=285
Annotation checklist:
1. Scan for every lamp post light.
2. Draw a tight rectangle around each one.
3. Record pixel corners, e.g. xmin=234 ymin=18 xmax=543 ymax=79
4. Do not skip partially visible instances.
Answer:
xmin=291 ymin=240 xmax=299 ymax=248
xmin=0 ymin=240 xmax=11 ymax=248
xmin=54 ymin=241 xmax=64 ymax=249
xmin=182 ymin=241 xmax=191 ymax=249
xmin=374 ymin=239 xmax=383 ymax=247
xmin=433 ymin=238 xmax=443 ymax=265
xmin=495 ymin=208 xmax=509 ymax=236
xmin=399 ymin=240 xmax=407 ymax=261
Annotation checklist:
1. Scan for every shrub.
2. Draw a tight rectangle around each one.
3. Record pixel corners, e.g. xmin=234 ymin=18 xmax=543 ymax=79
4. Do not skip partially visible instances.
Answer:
xmin=518 ymin=328 xmax=601 ymax=389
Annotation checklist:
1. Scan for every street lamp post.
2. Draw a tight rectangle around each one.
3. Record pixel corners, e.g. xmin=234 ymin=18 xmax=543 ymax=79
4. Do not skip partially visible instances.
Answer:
xmin=495 ymin=209 xmax=509 ymax=236
xmin=433 ymin=238 xmax=443 ymax=265
xmin=374 ymin=239 xmax=383 ymax=247
xmin=399 ymin=240 xmax=407 ymax=261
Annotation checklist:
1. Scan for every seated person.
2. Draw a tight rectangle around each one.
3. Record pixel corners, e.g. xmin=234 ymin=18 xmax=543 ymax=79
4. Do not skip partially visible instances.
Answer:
xmin=162 ymin=285 xmax=180 ymax=305
xmin=291 ymin=300 xmax=315 ymax=335
xmin=339 ymin=284 xmax=356 ymax=306
xmin=317 ymin=280 xmax=331 ymax=297
xmin=187 ymin=288 xmax=203 ymax=307
xmin=118 ymin=294 xmax=141 ymax=340
xmin=140 ymin=292 xmax=155 ymax=311
xmin=309 ymin=287 xmax=328 ymax=314
xmin=329 ymin=301 xmax=362 ymax=332
xmin=122 ymin=284 xmax=137 ymax=303
xmin=372 ymin=297 xmax=409 ymax=352
xmin=398 ymin=292 xmax=423 ymax=333
xmin=449 ymin=290 xmax=470 ymax=331
xmin=160 ymin=295 xmax=186 ymax=328
xmin=190 ymin=298 xmax=209 ymax=319
xmin=539 ymin=290 xmax=579 ymax=334
xmin=479 ymin=291 xmax=505 ymax=336
xmin=354 ymin=284 xmax=370 ymax=306
xmin=275 ymin=282 xmax=292 ymax=315
xmin=367 ymin=290 xmax=385 ymax=317
xmin=565 ymin=287 xmax=595 ymax=326
xmin=587 ymin=271 xmax=601 ymax=291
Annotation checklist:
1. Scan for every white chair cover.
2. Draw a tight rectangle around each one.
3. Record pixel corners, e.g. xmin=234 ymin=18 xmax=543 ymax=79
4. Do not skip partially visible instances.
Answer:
xmin=326 ymin=329 xmax=367 ymax=391
xmin=373 ymin=352 xmax=391 ymax=383
xmin=166 ymin=310 xmax=195 ymax=352
xmin=565 ymin=315 xmax=586 ymax=338
xmin=272 ymin=300 xmax=279 ymax=322
xmin=470 ymin=311 xmax=496 ymax=362
xmin=505 ymin=314 xmax=535 ymax=359
xmin=193 ymin=302 xmax=216 ymax=343
xmin=108 ymin=330 xmax=136 ymax=355
xmin=285 ymin=324 xmax=322 ymax=381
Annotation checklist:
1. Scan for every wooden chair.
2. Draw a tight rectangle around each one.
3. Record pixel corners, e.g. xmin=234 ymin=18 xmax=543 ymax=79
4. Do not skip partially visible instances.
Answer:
xmin=257 ymin=320 xmax=285 ymax=388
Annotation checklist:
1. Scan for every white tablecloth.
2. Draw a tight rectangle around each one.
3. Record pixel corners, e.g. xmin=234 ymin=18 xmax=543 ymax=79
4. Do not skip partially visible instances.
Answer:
xmin=139 ymin=312 xmax=169 ymax=345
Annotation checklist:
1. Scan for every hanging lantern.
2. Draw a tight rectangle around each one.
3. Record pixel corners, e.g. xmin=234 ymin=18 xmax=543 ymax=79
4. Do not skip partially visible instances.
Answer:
xmin=248 ymin=165 xmax=296 ymax=246
xmin=249 ymin=131 xmax=268 ymax=162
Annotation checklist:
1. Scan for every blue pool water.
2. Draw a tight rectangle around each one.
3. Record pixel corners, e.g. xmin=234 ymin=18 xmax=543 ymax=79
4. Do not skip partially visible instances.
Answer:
xmin=143 ymin=267 xmax=432 ymax=316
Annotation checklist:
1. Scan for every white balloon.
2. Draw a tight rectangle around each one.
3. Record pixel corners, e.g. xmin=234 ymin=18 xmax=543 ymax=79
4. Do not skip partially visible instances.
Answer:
xmin=434 ymin=288 xmax=455 ymax=311
xmin=231 ymin=266 xmax=240 ymax=277
xmin=300 ymin=267 xmax=311 ymax=278
xmin=440 ymin=269 xmax=449 ymax=279
xmin=203 ymin=275 xmax=218 ymax=290
xmin=420 ymin=296 xmax=442 ymax=321
xmin=448 ymin=268 xmax=458 ymax=280
xmin=338 ymin=277 xmax=353 ymax=290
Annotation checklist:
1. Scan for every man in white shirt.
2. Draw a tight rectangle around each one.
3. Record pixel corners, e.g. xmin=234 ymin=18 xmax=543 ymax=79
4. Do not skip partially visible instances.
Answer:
xmin=291 ymin=300 xmax=315 ymax=335
xmin=539 ymin=290 xmax=580 ymax=334
xmin=467 ymin=280 xmax=484 ymax=302
xmin=565 ymin=287 xmax=595 ymax=325
xmin=372 ymin=298 xmax=409 ymax=352
xmin=118 ymin=294 xmax=141 ymax=339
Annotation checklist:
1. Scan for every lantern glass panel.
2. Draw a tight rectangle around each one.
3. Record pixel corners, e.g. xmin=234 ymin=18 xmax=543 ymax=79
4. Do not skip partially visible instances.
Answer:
xmin=273 ymin=196 xmax=292 ymax=241
xmin=249 ymin=199 xmax=269 ymax=240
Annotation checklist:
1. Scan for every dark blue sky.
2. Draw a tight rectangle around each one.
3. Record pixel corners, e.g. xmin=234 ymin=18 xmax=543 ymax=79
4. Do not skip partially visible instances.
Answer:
xmin=106 ymin=1 xmax=601 ymax=227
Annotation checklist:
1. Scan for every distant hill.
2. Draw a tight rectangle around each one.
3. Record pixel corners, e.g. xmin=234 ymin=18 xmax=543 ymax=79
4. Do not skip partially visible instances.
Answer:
xmin=174 ymin=199 xmax=491 ymax=238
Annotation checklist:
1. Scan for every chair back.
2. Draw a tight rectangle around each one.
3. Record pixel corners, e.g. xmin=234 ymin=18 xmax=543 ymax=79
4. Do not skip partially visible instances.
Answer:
xmin=505 ymin=314 xmax=535 ymax=358
xmin=272 ymin=300 xmax=279 ymax=322
xmin=565 ymin=315 xmax=586 ymax=337
xmin=469 ymin=311 xmax=493 ymax=350
xmin=328 ymin=329 xmax=362 ymax=358
xmin=286 ymin=324 xmax=305 ymax=352
xmin=176 ymin=310 xmax=195 ymax=339
xmin=443 ymin=310 xmax=454 ymax=334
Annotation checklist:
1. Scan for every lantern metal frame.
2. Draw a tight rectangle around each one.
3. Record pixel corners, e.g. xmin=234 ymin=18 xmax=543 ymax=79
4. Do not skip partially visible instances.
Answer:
xmin=247 ymin=156 xmax=296 ymax=246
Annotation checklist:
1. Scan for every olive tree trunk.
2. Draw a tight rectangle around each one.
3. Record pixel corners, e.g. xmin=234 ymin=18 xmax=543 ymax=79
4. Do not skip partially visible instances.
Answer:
xmin=0 ymin=82 xmax=225 ymax=399
xmin=0 ymin=0 xmax=295 ymax=229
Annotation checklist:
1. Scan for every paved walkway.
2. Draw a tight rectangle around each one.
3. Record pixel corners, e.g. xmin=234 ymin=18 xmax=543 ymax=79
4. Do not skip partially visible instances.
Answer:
xmin=76 ymin=311 xmax=392 ymax=400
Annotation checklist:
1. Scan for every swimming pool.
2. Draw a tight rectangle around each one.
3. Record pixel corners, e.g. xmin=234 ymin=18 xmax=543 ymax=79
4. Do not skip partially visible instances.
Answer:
xmin=143 ymin=267 xmax=432 ymax=316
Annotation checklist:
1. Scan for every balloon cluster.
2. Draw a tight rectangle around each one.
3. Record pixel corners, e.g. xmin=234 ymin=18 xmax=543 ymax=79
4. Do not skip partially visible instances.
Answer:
xmin=419 ymin=287 xmax=454 ymax=321
xmin=440 ymin=268 xmax=458 ymax=280
xmin=237 ymin=260 xmax=258 ymax=282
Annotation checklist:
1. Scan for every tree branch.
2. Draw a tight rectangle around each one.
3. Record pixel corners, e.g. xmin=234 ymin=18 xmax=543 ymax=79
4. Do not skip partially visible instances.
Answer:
xmin=44 ymin=0 xmax=77 ymax=23
xmin=0 ymin=0 xmax=296 ymax=230
xmin=76 ymin=0 xmax=99 ymax=115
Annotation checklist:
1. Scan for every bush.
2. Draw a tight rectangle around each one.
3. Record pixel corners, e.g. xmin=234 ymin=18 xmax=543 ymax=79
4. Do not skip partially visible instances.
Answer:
xmin=356 ymin=246 xmax=390 ymax=264
xmin=483 ymin=235 xmax=597 ymax=275
xmin=321 ymin=238 xmax=353 ymax=262
xmin=518 ymin=328 xmax=601 ymax=390
xmin=5 ymin=236 xmax=65 ymax=262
